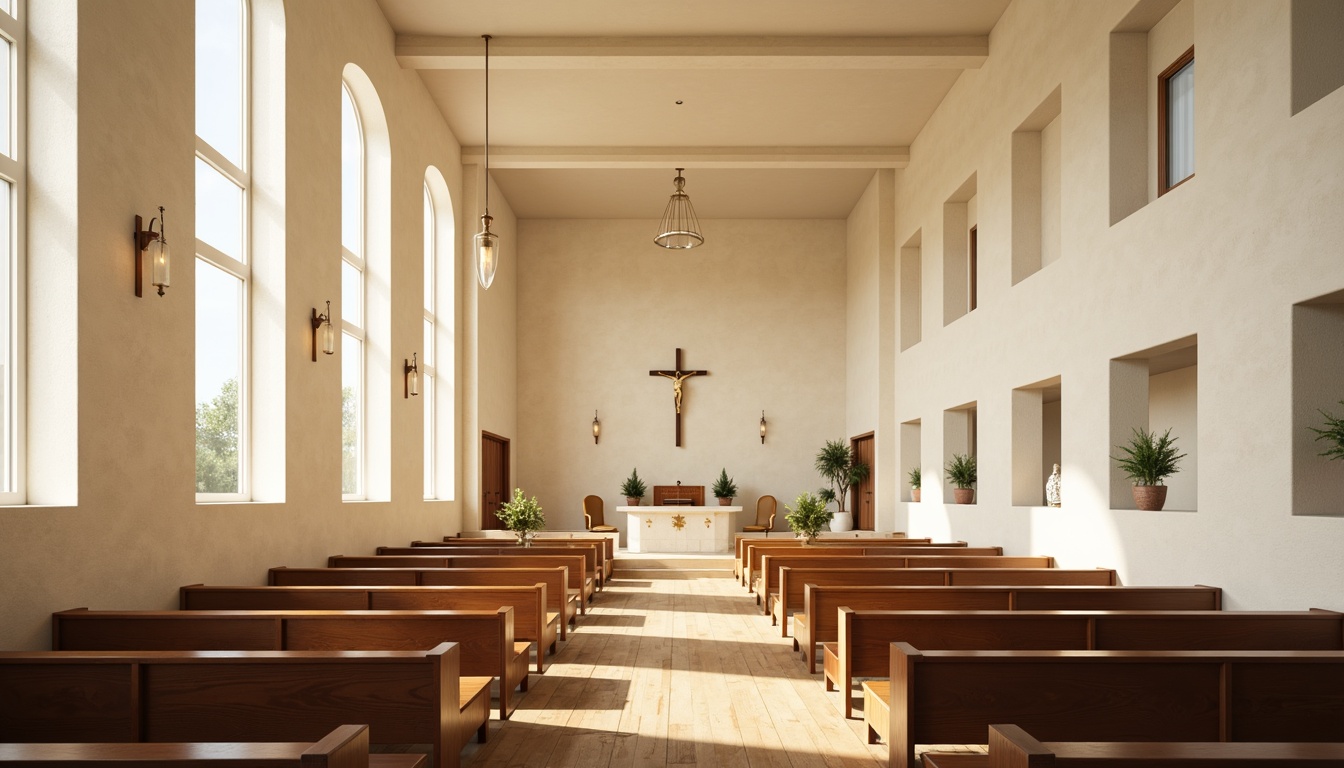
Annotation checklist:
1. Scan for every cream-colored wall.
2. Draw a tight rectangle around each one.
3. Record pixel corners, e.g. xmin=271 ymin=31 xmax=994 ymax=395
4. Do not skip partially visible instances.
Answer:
xmin=515 ymin=219 xmax=847 ymax=535
xmin=0 ymin=0 xmax=481 ymax=650
xmin=892 ymin=0 xmax=1344 ymax=610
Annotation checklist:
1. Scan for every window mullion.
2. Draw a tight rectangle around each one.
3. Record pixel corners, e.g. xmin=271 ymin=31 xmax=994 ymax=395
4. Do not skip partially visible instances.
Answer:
xmin=196 ymin=139 xmax=249 ymax=190
xmin=196 ymin=239 xmax=249 ymax=281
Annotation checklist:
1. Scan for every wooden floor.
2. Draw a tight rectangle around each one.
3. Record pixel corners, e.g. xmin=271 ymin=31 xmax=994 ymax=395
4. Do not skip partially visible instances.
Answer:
xmin=463 ymin=572 xmax=892 ymax=767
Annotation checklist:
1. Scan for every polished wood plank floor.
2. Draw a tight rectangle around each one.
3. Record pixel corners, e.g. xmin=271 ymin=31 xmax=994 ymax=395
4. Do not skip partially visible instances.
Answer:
xmin=464 ymin=573 xmax=891 ymax=767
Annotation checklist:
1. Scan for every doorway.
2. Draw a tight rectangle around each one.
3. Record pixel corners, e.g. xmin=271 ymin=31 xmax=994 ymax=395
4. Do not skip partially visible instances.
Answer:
xmin=480 ymin=431 xmax=510 ymax=530
xmin=851 ymin=431 xmax=875 ymax=530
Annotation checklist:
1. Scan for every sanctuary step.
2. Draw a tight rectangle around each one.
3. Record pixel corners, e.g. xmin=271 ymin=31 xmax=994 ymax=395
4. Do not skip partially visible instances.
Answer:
xmin=611 ymin=551 xmax=735 ymax=580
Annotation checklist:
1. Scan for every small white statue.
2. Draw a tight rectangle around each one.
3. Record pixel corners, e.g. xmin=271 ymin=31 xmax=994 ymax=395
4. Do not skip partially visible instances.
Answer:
xmin=1046 ymin=463 xmax=1062 ymax=507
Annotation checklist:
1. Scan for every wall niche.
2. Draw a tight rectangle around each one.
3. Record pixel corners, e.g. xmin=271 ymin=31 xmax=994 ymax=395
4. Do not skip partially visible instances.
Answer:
xmin=1292 ymin=289 xmax=1344 ymax=517
xmin=1109 ymin=335 xmax=1198 ymax=511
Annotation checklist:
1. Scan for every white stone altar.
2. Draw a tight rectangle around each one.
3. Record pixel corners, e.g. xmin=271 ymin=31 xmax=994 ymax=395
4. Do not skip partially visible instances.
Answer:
xmin=622 ymin=506 xmax=741 ymax=553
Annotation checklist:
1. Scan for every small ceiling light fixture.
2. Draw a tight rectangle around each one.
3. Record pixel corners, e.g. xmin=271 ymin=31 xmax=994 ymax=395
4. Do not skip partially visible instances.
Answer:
xmin=760 ymin=410 xmax=768 ymax=444
xmin=474 ymin=34 xmax=500 ymax=290
xmin=654 ymin=168 xmax=704 ymax=249
xmin=311 ymin=301 xmax=335 ymax=362
xmin=133 ymin=206 xmax=172 ymax=297
xmin=592 ymin=410 xmax=601 ymax=444
xmin=405 ymin=353 xmax=420 ymax=398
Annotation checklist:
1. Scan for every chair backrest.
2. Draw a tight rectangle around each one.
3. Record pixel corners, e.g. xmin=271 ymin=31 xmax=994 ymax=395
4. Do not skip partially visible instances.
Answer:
xmin=756 ymin=495 xmax=777 ymax=528
xmin=583 ymin=495 xmax=604 ymax=528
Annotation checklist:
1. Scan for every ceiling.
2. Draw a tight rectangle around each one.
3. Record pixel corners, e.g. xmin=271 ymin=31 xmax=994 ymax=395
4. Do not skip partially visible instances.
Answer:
xmin=376 ymin=0 xmax=1011 ymax=219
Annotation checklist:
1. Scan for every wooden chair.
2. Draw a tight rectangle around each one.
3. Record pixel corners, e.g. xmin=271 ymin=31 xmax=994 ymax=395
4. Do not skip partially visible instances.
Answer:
xmin=742 ymin=495 xmax=776 ymax=534
xmin=583 ymin=495 xmax=618 ymax=533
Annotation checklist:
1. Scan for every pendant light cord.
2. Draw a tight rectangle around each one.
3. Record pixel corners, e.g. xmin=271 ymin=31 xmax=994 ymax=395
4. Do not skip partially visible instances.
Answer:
xmin=483 ymin=34 xmax=491 ymax=217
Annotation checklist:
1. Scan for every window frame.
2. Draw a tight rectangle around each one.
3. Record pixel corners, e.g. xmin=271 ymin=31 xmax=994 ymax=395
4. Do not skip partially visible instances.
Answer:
xmin=0 ymin=0 xmax=24 ymax=505
xmin=194 ymin=0 xmax=252 ymax=503
xmin=340 ymin=81 xmax=367 ymax=501
xmin=1157 ymin=45 xmax=1195 ymax=197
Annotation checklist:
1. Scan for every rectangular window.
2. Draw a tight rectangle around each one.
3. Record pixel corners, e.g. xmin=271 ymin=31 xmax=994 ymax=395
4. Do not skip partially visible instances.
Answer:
xmin=1159 ymin=47 xmax=1194 ymax=195
xmin=195 ymin=0 xmax=250 ymax=500
xmin=968 ymin=226 xmax=978 ymax=312
xmin=0 ymin=2 xmax=23 ymax=503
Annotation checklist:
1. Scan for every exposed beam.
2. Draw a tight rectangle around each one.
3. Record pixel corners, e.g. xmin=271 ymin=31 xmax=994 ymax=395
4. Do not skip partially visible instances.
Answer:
xmin=461 ymin=146 xmax=910 ymax=169
xmin=397 ymin=35 xmax=988 ymax=70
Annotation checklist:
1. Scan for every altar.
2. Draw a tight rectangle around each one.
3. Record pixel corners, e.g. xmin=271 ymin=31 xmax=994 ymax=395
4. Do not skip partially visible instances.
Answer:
xmin=621 ymin=506 xmax=741 ymax=553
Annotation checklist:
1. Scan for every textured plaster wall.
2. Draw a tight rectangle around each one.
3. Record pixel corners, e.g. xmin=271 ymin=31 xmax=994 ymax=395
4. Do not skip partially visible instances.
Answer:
xmin=515 ymin=219 xmax=846 ymax=536
xmin=889 ymin=0 xmax=1344 ymax=610
xmin=0 ymin=0 xmax=482 ymax=650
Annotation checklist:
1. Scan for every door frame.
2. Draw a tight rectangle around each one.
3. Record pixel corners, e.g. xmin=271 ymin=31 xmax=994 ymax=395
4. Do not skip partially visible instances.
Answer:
xmin=480 ymin=430 xmax=511 ymax=530
xmin=850 ymin=431 xmax=876 ymax=530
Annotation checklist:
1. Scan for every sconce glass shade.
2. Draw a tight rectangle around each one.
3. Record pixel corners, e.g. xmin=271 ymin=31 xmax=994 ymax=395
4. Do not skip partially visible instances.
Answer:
xmin=148 ymin=238 xmax=171 ymax=295
xmin=406 ymin=354 xmax=420 ymax=398
xmin=320 ymin=318 xmax=336 ymax=355
xmin=654 ymin=168 xmax=704 ymax=249
xmin=760 ymin=411 xmax=767 ymax=443
xmin=592 ymin=411 xmax=601 ymax=444
xmin=475 ymin=215 xmax=498 ymax=290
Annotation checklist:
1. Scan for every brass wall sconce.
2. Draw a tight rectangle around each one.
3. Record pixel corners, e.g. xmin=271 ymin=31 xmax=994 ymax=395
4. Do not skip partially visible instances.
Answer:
xmin=760 ymin=410 xmax=767 ymax=444
xmin=133 ymin=206 xmax=172 ymax=297
xmin=592 ymin=411 xmax=601 ymax=444
xmin=311 ymin=301 xmax=335 ymax=362
xmin=405 ymin=353 xmax=420 ymax=398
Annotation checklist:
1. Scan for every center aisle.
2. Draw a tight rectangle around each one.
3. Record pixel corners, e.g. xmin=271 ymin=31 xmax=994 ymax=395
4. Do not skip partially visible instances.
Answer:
xmin=463 ymin=570 xmax=885 ymax=768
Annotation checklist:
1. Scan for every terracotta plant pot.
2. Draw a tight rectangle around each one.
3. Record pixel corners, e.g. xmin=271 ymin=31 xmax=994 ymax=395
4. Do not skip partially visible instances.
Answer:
xmin=911 ymin=488 xmax=921 ymax=502
xmin=1132 ymin=485 xmax=1168 ymax=511
xmin=625 ymin=497 xmax=640 ymax=506
xmin=952 ymin=488 xmax=975 ymax=504
xmin=717 ymin=497 xmax=732 ymax=506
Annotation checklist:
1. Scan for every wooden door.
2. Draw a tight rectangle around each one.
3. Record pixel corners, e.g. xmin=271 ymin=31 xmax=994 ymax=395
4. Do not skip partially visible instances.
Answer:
xmin=851 ymin=432 xmax=875 ymax=530
xmin=480 ymin=431 xmax=510 ymax=530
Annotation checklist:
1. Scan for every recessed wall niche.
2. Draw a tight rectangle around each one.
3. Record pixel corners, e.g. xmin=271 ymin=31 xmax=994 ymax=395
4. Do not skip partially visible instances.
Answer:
xmin=942 ymin=174 xmax=978 ymax=326
xmin=900 ymin=230 xmax=922 ymax=351
xmin=1109 ymin=335 xmax=1198 ymax=511
xmin=1291 ymin=0 xmax=1344 ymax=116
xmin=1011 ymin=86 xmax=1062 ymax=285
xmin=1012 ymin=376 xmax=1062 ymax=506
xmin=1292 ymin=290 xmax=1344 ymax=517
xmin=943 ymin=401 xmax=978 ymax=504
xmin=900 ymin=418 xmax=922 ymax=502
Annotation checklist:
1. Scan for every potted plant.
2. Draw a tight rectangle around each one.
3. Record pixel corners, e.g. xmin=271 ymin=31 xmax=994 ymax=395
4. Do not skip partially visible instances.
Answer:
xmin=712 ymin=468 xmax=738 ymax=506
xmin=496 ymin=488 xmax=546 ymax=547
xmin=908 ymin=467 xmax=922 ymax=502
xmin=1112 ymin=427 xmax=1186 ymax=511
xmin=944 ymin=453 xmax=977 ymax=504
xmin=1311 ymin=401 xmax=1344 ymax=462
xmin=815 ymin=440 xmax=871 ymax=532
xmin=620 ymin=468 xmax=647 ymax=506
xmin=784 ymin=491 xmax=832 ymax=544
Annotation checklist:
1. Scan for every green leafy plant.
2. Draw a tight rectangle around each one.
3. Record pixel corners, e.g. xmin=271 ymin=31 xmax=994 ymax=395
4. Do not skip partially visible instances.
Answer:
xmin=496 ymin=488 xmax=546 ymax=533
xmin=1112 ymin=427 xmax=1186 ymax=486
xmin=944 ymin=454 xmax=977 ymax=489
xmin=815 ymin=440 xmax=871 ymax=514
xmin=785 ymin=491 xmax=833 ymax=540
xmin=1311 ymin=401 xmax=1344 ymax=462
xmin=907 ymin=466 xmax=921 ymax=490
xmin=620 ymin=468 xmax=648 ymax=499
xmin=712 ymin=468 xmax=738 ymax=499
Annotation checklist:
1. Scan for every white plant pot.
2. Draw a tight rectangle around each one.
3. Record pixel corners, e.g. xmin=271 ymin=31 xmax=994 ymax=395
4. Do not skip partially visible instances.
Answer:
xmin=829 ymin=511 xmax=854 ymax=532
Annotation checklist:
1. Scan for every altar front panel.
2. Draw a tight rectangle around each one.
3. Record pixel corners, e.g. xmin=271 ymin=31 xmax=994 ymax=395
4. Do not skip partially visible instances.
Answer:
xmin=621 ymin=506 xmax=741 ymax=553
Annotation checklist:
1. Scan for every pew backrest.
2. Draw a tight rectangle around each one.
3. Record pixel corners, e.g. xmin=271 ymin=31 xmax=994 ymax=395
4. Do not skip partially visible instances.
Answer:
xmin=981 ymin=723 xmax=1344 ymax=768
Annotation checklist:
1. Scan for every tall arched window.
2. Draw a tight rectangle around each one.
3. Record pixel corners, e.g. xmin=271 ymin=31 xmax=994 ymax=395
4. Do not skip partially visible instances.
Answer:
xmin=195 ymin=0 xmax=250 ymax=500
xmin=340 ymin=82 xmax=365 ymax=499
xmin=423 ymin=167 xmax=455 ymax=500
xmin=0 ymin=0 xmax=24 ymax=504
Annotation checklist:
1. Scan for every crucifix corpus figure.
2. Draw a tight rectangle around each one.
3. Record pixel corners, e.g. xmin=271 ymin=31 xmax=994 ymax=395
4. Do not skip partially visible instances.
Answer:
xmin=649 ymin=348 xmax=708 ymax=447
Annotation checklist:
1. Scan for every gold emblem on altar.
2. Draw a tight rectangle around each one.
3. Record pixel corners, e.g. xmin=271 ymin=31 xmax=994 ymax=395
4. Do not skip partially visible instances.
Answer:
xmin=704 ymin=517 xmax=712 ymax=528
xmin=671 ymin=514 xmax=686 ymax=530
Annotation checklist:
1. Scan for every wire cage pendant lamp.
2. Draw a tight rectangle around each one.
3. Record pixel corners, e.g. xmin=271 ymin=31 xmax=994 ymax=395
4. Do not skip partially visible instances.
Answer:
xmin=474 ymin=34 xmax=499 ymax=290
xmin=654 ymin=167 xmax=704 ymax=249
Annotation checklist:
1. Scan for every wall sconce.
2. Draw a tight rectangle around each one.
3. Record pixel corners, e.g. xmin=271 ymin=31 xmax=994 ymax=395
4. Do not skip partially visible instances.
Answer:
xmin=592 ymin=410 xmax=601 ymax=444
xmin=760 ymin=410 xmax=768 ymax=444
xmin=311 ymin=301 xmax=335 ymax=362
xmin=405 ymin=353 xmax=420 ymax=398
xmin=133 ymin=206 xmax=172 ymax=297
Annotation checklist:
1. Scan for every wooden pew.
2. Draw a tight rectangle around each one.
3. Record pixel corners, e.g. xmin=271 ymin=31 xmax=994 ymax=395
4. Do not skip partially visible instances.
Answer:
xmin=795 ymin=584 xmax=1223 ymax=673
xmin=0 ymin=643 xmax=483 ymax=768
xmin=734 ymin=536 xmax=946 ymax=583
xmin=771 ymin=567 xmax=1117 ymax=632
xmin=741 ymin=539 xmax=966 ymax=588
xmin=0 ymin=724 xmax=428 ymax=768
xmin=827 ymin=608 xmax=1344 ymax=718
xmin=385 ymin=545 xmax=604 ymax=591
xmin=426 ymin=539 xmax=613 ymax=584
xmin=747 ymin=545 xmax=1005 ymax=595
xmin=443 ymin=534 xmax=615 ymax=563
xmin=266 ymin=565 xmax=578 ymax=634
xmin=52 ymin=607 xmax=532 ymax=720
xmin=191 ymin=581 xmax=562 ymax=660
xmin=879 ymin=643 xmax=1344 ymax=768
xmin=919 ymin=724 xmax=1344 ymax=768
xmin=755 ymin=554 xmax=1057 ymax=610
xmin=328 ymin=554 xmax=594 ymax=610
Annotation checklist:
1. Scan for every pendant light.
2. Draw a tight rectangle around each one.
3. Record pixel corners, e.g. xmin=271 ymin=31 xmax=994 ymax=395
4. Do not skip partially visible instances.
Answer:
xmin=474 ymin=34 xmax=499 ymax=289
xmin=654 ymin=167 xmax=704 ymax=249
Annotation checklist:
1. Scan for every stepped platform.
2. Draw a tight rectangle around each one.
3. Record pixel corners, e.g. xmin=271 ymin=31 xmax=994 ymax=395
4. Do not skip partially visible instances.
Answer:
xmin=611 ymin=550 xmax=735 ymax=580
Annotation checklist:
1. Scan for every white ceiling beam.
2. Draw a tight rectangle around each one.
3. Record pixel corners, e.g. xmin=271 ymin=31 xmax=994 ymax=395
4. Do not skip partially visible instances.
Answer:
xmin=461 ymin=146 xmax=910 ymax=169
xmin=397 ymin=35 xmax=987 ymax=70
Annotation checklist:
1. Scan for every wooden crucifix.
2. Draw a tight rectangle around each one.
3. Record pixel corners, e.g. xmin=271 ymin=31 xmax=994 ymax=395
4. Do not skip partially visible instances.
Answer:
xmin=649 ymin=348 xmax=708 ymax=447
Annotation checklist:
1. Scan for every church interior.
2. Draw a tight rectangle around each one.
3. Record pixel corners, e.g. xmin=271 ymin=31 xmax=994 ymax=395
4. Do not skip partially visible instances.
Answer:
xmin=2 ymin=0 xmax=1344 ymax=765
